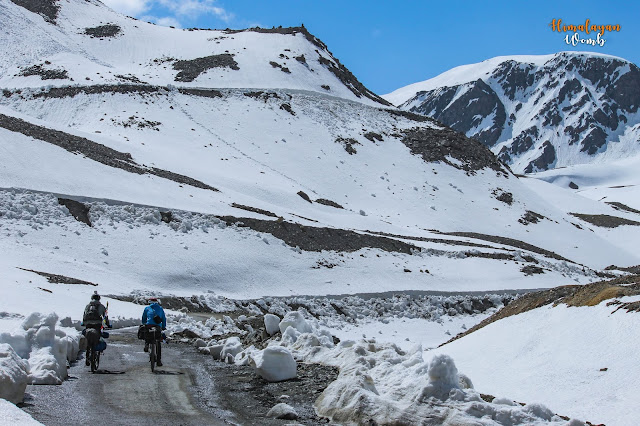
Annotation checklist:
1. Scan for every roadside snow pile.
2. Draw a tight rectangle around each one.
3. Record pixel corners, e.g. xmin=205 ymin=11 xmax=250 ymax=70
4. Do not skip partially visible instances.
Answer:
xmin=0 ymin=343 xmax=29 ymax=404
xmin=293 ymin=324 xmax=581 ymax=424
xmin=167 ymin=313 xmax=243 ymax=339
xmin=197 ymin=308 xmax=582 ymax=425
xmin=253 ymin=346 xmax=297 ymax=382
xmin=0 ymin=313 xmax=81 ymax=387
xmin=0 ymin=398 xmax=43 ymax=425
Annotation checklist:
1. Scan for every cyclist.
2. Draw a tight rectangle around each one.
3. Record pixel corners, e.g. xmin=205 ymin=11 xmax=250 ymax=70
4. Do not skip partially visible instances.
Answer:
xmin=82 ymin=291 xmax=110 ymax=366
xmin=142 ymin=297 xmax=166 ymax=367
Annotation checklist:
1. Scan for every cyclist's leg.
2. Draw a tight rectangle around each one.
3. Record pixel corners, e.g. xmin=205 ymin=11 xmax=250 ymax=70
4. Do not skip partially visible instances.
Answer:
xmin=156 ymin=339 xmax=162 ymax=366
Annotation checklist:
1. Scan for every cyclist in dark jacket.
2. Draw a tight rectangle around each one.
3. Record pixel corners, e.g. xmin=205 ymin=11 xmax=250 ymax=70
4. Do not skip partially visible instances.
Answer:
xmin=82 ymin=291 xmax=110 ymax=366
xmin=142 ymin=297 xmax=166 ymax=366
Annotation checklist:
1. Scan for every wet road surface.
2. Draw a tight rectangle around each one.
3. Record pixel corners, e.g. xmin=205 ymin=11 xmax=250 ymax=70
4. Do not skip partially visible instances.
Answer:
xmin=21 ymin=328 xmax=333 ymax=425
xmin=23 ymin=329 xmax=231 ymax=425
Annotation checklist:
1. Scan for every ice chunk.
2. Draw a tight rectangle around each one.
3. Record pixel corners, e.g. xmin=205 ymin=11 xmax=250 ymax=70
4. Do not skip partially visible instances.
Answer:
xmin=254 ymin=346 xmax=296 ymax=382
xmin=220 ymin=336 xmax=242 ymax=361
xmin=279 ymin=311 xmax=312 ymax=334
xmin=264 ymin=314 xmax=280 ymax=335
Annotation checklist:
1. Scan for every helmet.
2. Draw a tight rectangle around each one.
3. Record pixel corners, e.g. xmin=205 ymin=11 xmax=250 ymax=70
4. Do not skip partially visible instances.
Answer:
xmin=91 ymin=291 xmax=101 ymax=301
xmin=148 ymin=297 xmax=159 ymax=304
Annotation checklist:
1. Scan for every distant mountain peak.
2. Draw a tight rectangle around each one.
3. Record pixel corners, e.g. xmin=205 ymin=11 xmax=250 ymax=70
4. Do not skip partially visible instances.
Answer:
xmin=385 ymin=52 xmax=640 ymax=173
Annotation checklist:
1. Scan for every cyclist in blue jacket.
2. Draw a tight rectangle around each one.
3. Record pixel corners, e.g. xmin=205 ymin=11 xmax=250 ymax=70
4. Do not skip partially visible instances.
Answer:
xmin=142 ymin=297 xmax=166 ymax=366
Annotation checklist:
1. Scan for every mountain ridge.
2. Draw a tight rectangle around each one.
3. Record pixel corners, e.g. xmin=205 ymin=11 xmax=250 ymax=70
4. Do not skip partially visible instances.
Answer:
xmin=385 ymin=52 xmax=640 ymax=174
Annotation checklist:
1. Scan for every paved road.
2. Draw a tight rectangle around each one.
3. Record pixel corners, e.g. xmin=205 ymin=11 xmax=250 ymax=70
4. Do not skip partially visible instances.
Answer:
xmin=22 ymin=328 xmax=333 ymax=425
xmin=23 ymin=329 xmax=232 ymax=425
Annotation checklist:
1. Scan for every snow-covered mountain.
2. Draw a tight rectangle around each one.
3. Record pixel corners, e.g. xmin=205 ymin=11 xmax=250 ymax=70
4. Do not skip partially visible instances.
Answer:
xmin=385 ymin=52 xmax=640 ymax=174
xmin=2 ymin=1 xmax=640 ymax=424
xmin=1 ymin=0 xmax=639 ymax=305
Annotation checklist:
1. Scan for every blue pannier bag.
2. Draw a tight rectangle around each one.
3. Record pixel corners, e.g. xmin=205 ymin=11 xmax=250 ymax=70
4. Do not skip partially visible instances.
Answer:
xmin=101 ymin=331 xmax=110 ymax=338
xmin=95 ymin=340 xmax=107 ymax=352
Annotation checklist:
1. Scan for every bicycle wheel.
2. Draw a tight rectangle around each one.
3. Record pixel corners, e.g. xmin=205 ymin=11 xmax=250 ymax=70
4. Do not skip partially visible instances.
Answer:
xmin=90 ymin=348 xmax=97 ymax=373
xmin=149 ymin=342 xmax=156 ymax=372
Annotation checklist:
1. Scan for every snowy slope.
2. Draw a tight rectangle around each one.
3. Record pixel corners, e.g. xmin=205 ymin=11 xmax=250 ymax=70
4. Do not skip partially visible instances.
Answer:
xmin=431 ymin=295 xmax=640 ymax=426
xmin=385 ymin=52 xmax=640 ymax=174
xmin=0 ymin=0 xmax=388 ymax=106
xmin=0 ymin=0 xmax=638 ymax=311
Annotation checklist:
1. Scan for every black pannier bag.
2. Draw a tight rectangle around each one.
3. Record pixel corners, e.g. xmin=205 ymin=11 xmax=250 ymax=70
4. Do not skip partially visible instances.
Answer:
xmin=144 ymin=326 xmax=162 ymax=343
xmin=137 ymin=325 xmax=145 ymax=340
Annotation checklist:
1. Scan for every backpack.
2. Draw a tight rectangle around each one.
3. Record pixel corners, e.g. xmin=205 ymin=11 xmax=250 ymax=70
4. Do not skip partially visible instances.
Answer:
xmin=85 ymin=303 xmax=101 ymax=322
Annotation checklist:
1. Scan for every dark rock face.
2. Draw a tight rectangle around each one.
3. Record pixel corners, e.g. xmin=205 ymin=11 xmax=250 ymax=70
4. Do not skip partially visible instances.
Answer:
xmin=335 ymin=137 xmax=360 ymax=155
xmin=409 ymin=79 xmax=506 ymax=147
xmin=398 ymin=53 xmax=640 ymax=172
xmin=401 ymin=126 xmax=509 ymax=175
xmin=0 ymin=113 xmax=218 ymax=192
xmin=10 ymin=0 xmax=59 ymax=24
xmin=58 ymin=198 xmax=91 ymax=226
xmin=84 ymin=24 xmax=121 ymax=38
xmin=524 ymin=141 xmax=556 ymax=173
xmin=173 ymin=54 xmax=239 ymax=82
xmin=296 ymin=191 xmax=312 ymax=203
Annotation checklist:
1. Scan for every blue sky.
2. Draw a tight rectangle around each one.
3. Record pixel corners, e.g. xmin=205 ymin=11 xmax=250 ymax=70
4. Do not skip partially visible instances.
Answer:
xmin=102 ymin=0 xmax=639 ymax=94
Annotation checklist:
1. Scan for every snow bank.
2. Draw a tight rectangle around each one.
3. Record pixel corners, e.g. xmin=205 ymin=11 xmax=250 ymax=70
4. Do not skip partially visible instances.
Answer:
xmin=253 ymin=346 xmax=297 ymax=382
xmin=271 ymin=309 xmax=582 ymax=424
xmin=0 ymin=344 xmax=29 ymax=404
xmin=0 ymin=313 xmax=81 ymax=386
xmin=0 ymin=398 xmax=43 ymax=425
xmin=166 ymin=313 xmax=243 ymax=340
xmin=177 ymin=306 xmax=581 ymax=424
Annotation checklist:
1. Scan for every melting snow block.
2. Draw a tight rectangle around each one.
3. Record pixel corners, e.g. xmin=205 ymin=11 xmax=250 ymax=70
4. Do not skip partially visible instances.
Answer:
xmin=220 ymin=337 xmax=243 ymax=363
xmin=264 ymin=314 xmax=280 ymax=335
xmin=279 ymin=311 xmax=312 ymax=334
xmin=254 ymin=346 xmax=297 ymax=382
xmin=0 ymin=343 xmax=30 ymax=404
xmin=267 ymin=402 xmax=298 ymax=420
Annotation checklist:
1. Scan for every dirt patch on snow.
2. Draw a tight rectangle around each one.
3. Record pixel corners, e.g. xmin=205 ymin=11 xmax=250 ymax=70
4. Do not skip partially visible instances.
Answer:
xmin=0 ymin=113 xmax=218 ymax=192
xmin=19 ymin=64 xmax=68 ymax=80
xmin=231 ymin=203 xmax=278 ymax=218
xmin=17 ymin=268 xmax=98 ymax=286
xmin=218 ymin=215 xmax=418 ymax=254
xmin=84 ymin=24 xmax=121 ymax=38
xmin=173 ymin=54 xmax=239 ymax=82
xmin=569 ymin=213 xmax=640 ymax=228
xmin=314 ymin=198 xmax=343 ymax=209
xmin=437 ymin=231 xmax=572 ymax=263
xmin=606 ymin=202 xmax=640 ymax=215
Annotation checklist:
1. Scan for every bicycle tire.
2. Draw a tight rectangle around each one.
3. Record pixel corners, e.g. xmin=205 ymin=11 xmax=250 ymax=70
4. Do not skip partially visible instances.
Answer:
xmin=149 ymin=342 xmax=156 ymax=372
